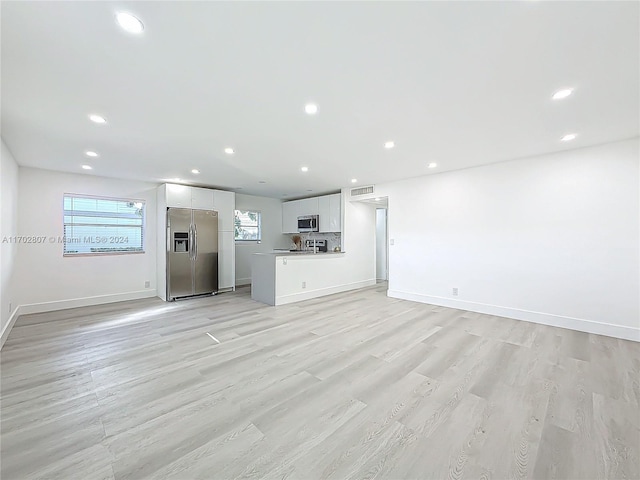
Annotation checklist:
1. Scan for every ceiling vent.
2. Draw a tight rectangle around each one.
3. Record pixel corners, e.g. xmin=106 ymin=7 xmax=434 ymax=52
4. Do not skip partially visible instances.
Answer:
xmin=350 ymin=185 xmax=374 ymax=196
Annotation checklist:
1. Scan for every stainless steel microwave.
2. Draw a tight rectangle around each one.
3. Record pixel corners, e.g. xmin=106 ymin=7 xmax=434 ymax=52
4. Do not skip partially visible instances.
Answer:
xmin=297 ymin=215 xmax=319 ymax=232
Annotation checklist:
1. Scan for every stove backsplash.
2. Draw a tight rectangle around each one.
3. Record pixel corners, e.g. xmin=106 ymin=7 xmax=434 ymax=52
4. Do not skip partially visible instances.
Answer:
xmin=298 ymin=232 xmax=342 ymax=251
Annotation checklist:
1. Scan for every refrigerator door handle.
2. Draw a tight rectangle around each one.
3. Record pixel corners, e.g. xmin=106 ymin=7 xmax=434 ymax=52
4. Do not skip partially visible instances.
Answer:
xmin=193 ymin=223 xmax=198 ymax=260
xmin=188 ymin=224 xmax=194 ymax=260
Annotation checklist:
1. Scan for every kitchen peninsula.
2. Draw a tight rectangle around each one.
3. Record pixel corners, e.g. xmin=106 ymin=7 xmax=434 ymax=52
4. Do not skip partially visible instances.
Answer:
xmin=251 ymin=251 xmax=352 ymax=306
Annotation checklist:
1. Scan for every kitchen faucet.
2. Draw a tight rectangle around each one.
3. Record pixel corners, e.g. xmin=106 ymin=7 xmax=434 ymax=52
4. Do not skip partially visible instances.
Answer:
xmin=307 ymin=233 xmax=317 ymax=254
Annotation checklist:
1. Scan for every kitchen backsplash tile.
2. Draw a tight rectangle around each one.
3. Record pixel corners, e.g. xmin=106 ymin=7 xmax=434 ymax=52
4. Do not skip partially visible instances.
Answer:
xmin=288 ymin=232 xmax=341 ymax=251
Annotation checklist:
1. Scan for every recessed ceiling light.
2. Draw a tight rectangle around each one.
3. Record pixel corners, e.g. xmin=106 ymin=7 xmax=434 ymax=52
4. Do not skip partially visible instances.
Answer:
xmin=116 ymin=12 xmax=144 ymax=34
xmin=191 ymin=169 xmax=200 ymax=174
xmin=82 ymin=165 xmax=92 ymax=170
xmin=88 ymin=114 xmax=107 ymax=124
xmin=552 ymin=88 xmax=573 ymax=100
xmin=224 ymin=147 xmax=235 ymax=155
xmin=561 ymin=133 xmax=577 ymax=142
xmin=301 ymin=166 xmax=309 ymax=172
xmin=428 ymin=162 xmax=437 ymax=168
xmin=85 ymin=151 xmax=98 ymax=157
xmin=351 ymin=178 xmax=357 ymax=183
xmin=384 ymin=141 xmax=395 ymax=149
xmin=305 ymin=103 xmax=318 ymax=115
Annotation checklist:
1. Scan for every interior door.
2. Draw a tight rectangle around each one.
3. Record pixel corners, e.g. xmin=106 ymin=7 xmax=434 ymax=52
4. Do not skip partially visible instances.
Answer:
xmin=193 ymin=209 xmax=219 ymax=295
xmin=167 ymin=208 xmax=193 ymax=299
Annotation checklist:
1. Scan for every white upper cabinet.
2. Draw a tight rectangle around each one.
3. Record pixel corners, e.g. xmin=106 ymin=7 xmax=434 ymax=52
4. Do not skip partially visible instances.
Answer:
xmin=282 ymin=193 xmax=341 ymax=233
xmin=328 ymin=193 xmax=341 ymax=232
xmin=164 ymin=183 xmax=235 ymax=232
xmin=318 ymin=193 xmax=341 ymax=233
xmin=282 ymin=197 xmax=317 ymax=233
xmin=282 ymin=201 xmax=298 ymax=234
xmin=298 ymin=197 xmax=319 ymax=216
xmin=213 ymin=190 xmax=235 ymax=231
xmin=318 ymin=195 xmax=330 ymax=232
xmin=166 ymin=183 xmax=192 ymax=208
xmin=191 ymin=188 xmax=215 ymax=210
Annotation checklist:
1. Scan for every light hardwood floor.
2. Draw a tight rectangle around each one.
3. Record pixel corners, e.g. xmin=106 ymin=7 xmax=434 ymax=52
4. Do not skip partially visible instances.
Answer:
xmin=1 ymin=283 xmax=638 ymax=479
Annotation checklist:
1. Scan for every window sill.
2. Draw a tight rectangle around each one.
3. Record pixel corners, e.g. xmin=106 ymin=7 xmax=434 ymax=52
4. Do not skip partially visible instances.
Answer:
xmin=63 ymin=251 xmax=145 ymax=257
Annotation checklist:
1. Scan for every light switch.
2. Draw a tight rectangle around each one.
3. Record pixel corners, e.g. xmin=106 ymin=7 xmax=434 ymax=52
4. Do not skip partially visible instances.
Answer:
xmin=390 ymin=239 xmax=395 ymax=246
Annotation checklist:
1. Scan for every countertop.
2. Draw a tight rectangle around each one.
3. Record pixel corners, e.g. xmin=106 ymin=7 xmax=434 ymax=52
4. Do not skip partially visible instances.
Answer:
xmin=255 ymin=250 xmax=346 ymax=256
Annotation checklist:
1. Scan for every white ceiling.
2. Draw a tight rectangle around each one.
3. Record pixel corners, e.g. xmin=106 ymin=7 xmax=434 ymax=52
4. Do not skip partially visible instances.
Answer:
xmin=2 ymin=1 xmax=638 ymax=199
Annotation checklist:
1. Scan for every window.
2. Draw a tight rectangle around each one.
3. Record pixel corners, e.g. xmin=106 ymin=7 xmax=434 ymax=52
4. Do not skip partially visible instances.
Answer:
xmin=63 ymin=194 xmax=145 ymax=255
xmin=234 ymin=210 xmax=261 ymax=241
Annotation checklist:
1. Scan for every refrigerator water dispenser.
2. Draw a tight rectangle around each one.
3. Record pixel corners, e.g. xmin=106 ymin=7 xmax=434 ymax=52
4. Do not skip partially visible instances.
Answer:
xmin=174 ymin=232 xmax=189 ymax=252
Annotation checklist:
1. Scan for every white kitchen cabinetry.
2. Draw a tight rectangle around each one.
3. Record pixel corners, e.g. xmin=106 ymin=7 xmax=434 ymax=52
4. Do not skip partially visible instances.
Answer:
xmin=298 ymin=197 xmax=319 ymax=216
xmin=166 ymin=183 xmax=192 ymax=208
xmin=158 ymin=183 xmax=236 ymax=298
xmin=328 ymin=194 xmax=341 ymax=233
xmin=283 ymin=193 xmax=341 ymax=234
xmin=191 ymin=188 xmax=215 ymax=210
xmin=318 ymin=193 xmax=341 ymax=233
xmin=318 ymin=196 xmax=330 ymax=232
xmin=218 ymin=231 xmax=235 ymax=291
xmin=213 ymin=190 xmax=235 ymax=231
xmin=282 ymin=201 xmax=298 ymax=234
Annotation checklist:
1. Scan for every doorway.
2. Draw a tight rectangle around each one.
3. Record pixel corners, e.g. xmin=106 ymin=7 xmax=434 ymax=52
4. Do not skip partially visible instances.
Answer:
xmin=376 ymin=207 xmax=388 ymax=281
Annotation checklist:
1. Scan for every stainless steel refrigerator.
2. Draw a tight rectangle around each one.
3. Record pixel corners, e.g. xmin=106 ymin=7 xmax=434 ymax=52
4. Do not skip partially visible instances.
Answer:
xmin=167 ymin=208 xmax=218 ymax=300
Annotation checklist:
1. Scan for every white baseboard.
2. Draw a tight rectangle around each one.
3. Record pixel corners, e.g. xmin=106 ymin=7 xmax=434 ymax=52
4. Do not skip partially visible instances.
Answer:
xmin=17 ymin=290 xmax=159 ymax=316
xmin=388 ymin=290 xmax=640 ymax=342
xmin=0 ymin=290 xmax=159 ymax=350
xmin=276 ymin=279 xmax=376 ymax=306
xmin=1 ymin=306 xmax=22 ymax=350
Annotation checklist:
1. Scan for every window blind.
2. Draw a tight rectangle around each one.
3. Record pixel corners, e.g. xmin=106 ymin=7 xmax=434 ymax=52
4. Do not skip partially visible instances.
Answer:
xmin=63 ymin=195 xmax=145 ymax=255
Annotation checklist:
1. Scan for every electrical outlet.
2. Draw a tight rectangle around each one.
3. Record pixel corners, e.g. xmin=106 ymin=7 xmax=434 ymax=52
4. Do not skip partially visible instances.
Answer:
xmin=452 ymin=287 xmax=458 ymax=296
xmin=302 ymin=281 xmax=306 ymax=289
xmin=390 ymin=239 xmax=395 ymax=246
xmin=144 ymin=281 xmax=150 ymax=288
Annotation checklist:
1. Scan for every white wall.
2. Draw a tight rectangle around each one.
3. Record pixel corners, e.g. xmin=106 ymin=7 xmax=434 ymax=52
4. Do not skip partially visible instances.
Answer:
xmin=376 ymin=208 xmax=388 ymax=281
xmin=340 ymin=193 xmax=377 ymax=285
xmin=13 ymin=168 xmax=158 ymax=313
xmin=1 ymin=140 xmax=20 ymax=346
xmin=235 ymin=193 xmax=289 ymax=285
xmin=370 ymin=138 xmax=639 ymax=341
